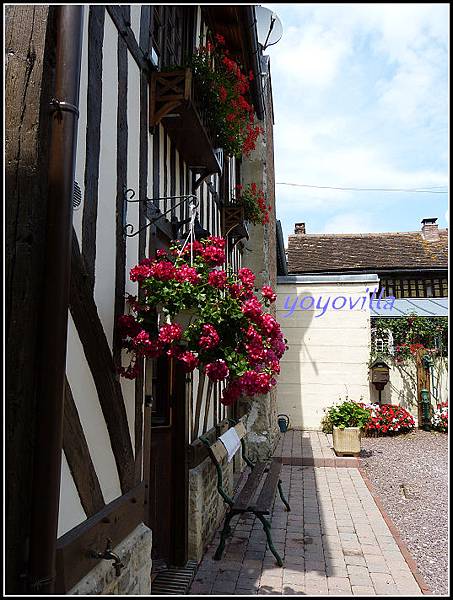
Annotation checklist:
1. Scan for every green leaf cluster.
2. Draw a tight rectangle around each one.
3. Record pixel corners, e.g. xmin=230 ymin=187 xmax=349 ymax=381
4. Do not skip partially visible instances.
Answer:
xmin=323 ymin=401 xmax=371 ymax=430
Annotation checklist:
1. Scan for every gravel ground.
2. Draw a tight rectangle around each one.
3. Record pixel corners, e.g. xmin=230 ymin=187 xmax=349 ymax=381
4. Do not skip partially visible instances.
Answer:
xmin=360 ymin=430 xmax=448 ymax=595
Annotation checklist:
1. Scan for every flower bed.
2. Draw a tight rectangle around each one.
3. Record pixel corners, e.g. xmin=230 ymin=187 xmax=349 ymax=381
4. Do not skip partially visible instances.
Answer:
xmin=431 ymin=400 xmax=448 ymax=432
xmin=361 ymin=403 xmax=415 ymax=435
xmin=118 ymin=236 xmax=287 ymax=405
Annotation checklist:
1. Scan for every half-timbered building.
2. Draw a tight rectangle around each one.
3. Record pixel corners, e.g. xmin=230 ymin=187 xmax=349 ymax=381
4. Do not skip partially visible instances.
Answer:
xmin=6 ymin=4 xmax=279 ymax=595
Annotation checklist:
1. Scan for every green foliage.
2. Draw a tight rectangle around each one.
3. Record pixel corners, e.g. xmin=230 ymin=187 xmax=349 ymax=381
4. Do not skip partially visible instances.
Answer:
xmin=320 ymin=411 xmax=334 ymax=434
xmin=323 ymin=401 xmax=371 ymax=430
xmin=371 ymin=313 xmax=448 ymax=364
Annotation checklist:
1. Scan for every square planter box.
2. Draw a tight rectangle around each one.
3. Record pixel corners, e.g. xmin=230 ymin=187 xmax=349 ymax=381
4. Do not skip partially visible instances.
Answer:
xmin=332 ymin=426 xmax=361 ymax=456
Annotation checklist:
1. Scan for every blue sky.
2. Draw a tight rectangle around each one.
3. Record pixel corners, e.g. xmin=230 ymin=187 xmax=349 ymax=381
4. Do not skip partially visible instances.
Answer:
xmin=263 ymin=3 xmax=449 ymax=241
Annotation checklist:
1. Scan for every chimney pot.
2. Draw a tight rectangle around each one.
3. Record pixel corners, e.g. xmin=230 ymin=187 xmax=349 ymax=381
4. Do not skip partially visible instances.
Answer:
xmin=295 ymin=222 xmax=306 ymax=234
xmin=421 ymin=217 xmax=439 ymax=241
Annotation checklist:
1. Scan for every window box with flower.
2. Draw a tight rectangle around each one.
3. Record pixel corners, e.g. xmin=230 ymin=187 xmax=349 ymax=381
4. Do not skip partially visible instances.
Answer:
xmin=149 ymin=33 xmax=263 ymax=172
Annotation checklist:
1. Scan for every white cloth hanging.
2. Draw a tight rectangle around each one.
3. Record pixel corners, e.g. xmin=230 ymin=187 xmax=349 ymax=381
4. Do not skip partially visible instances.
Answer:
xmin=219 ymin=427 xmax=241 ymax=462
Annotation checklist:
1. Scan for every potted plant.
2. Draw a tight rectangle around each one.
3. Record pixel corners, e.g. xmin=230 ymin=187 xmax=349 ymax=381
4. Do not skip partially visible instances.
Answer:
xmin=324 ymin=400 xmax=371 ymax=456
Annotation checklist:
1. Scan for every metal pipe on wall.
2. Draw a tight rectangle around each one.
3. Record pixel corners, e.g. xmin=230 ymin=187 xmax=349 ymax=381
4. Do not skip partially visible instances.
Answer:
xmin=27 ymin=5 xmax=83 ymax=594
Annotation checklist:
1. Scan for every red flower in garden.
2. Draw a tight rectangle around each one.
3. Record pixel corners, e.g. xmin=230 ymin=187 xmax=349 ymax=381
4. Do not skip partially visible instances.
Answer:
xmin=117 ymin=314 xmax=141 ymax=339
xmin=131 ymin=330 xmax=165 ymax=358
xmin=218 ymin=85 xmax=228 ymax=103
xmin=130 ymin=263 xmax=153 ymax=283
xmin=190 ymin=34 xmax=262 ymax=157
xmin=241 ymin=297 xmax=263 ymax=320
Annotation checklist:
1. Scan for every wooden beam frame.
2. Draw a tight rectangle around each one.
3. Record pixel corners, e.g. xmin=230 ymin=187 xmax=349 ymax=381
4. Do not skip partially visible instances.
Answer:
xmin=70 ymin=232 xmax=135 ymax=493
xmin=63 ymin=377 xmax=105 ymax=516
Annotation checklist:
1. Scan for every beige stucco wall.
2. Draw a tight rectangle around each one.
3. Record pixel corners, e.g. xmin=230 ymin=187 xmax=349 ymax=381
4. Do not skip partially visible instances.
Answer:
xmin=276 ymin=275 xmax=379 ymax=429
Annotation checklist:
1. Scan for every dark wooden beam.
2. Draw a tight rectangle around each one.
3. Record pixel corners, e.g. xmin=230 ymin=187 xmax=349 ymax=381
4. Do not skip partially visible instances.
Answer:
xmin=70 ymin=232 xmax=135 ymax=494
xmin=106 ymin=5 xmax=148 ymax=71
xmin=82 ymin=6 xmax=105 ymax=291
xmin=134 ymin=4 xmax=151 ymax=485
xmin=113 ymin=24 xmax=128 ymax=370
xmin=170 ymin=362 xmax=189 ymax=566
xmin=63 ymin=377 xmax=105 ymax=516
xmin=5 ymin=6 xmax=55 ymax=592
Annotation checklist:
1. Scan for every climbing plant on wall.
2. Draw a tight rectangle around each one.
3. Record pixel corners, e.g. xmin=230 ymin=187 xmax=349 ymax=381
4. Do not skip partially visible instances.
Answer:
xmin=371 ymin=314 xmax=448 ymax=364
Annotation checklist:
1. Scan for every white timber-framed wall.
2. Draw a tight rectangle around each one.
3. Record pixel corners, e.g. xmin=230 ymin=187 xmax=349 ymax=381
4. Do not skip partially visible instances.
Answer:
xmin=59 ymin=4 xmax=245 ymax=539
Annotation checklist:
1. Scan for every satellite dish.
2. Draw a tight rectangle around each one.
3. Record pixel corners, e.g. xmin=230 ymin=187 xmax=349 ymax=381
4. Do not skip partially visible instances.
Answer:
xmin=255 ymin=6 xmax=283 ymax=50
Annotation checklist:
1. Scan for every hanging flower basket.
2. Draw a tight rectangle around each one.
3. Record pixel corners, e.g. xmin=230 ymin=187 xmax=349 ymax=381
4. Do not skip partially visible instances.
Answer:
xmin=117 ymin=237 xmax=287 ymax=405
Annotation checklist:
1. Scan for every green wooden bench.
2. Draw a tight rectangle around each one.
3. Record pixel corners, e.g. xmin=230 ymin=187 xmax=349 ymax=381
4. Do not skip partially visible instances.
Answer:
xmin=200 ymin=420 xmax=291 ymax=566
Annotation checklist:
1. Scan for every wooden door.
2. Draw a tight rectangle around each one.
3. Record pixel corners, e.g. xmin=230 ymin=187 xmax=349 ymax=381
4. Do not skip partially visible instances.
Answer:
xmin=146 ymin=356 xmax=189 ymax=568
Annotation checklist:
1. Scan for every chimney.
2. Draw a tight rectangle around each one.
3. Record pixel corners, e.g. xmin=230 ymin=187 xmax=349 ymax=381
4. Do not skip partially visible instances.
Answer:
xmin=294 ymin=222 xmax=306 ymax=234
xmin=421 ymin=217 xmax=440 ymax=241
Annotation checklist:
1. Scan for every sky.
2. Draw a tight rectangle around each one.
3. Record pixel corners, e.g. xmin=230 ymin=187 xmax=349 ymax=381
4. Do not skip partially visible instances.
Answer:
xmin=262 ymin=3 xmax=449 ymax=242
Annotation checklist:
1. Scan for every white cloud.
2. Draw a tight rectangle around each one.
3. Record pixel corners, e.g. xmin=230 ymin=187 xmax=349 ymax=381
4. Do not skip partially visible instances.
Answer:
xmin=264 ymin=4 xmax=448 ymax=240
xmin=270 ymin=23 xmax=352 ymax=89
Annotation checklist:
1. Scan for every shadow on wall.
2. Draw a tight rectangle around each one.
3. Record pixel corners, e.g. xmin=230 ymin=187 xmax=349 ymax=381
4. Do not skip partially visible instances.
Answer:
xmin=276 ymin=289 xmax=315 ymax=430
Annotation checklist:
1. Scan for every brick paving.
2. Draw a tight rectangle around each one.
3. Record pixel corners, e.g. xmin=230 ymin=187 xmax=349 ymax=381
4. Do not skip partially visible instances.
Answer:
xmin=189 ymin=432 xmax=423 ymax=596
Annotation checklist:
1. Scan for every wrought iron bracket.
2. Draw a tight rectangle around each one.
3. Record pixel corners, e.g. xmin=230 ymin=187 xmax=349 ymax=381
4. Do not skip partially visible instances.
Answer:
xmin=123 ymin=190 xmax=198 ymax=238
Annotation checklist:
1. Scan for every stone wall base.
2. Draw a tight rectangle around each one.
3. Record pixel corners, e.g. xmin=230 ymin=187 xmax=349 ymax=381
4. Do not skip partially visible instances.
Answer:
xmin=188 ymin=454 xmax=235 ymax=562
xmin=68 ymin=523 xmax=152 ymax=595
xmin=238 ymin=390 xmax=280 ymax=462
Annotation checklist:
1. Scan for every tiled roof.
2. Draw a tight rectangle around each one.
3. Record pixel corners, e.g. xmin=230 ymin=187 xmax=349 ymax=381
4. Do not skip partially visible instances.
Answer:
xmin=287 ymin=229 xmax=448 ymax=273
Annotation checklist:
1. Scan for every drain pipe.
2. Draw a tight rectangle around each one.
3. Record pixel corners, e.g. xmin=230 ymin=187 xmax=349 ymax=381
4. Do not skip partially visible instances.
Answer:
xmin=27 ymin=6 xmax=83 ymax=594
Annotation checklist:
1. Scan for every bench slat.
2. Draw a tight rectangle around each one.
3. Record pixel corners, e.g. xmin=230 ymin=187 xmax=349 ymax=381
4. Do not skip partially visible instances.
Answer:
xmin=253 ymin=459 xmax=282 ymax=514
xmin=233 ymin=462 xmax=267 ymax=511
xmin=210 ymin=439 xmax=228 ymax=464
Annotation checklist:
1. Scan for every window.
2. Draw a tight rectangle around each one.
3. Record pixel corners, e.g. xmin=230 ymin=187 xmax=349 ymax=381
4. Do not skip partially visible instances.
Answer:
xmin=371 ymin=327 xmax=394 ymax=355
xmin=151 ymin=6 xmax=192 ymax=68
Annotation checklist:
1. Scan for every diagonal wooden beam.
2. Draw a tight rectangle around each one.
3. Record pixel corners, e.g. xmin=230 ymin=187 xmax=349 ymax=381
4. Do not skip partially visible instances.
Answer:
xmin=69 ymin=232 xmax=135 ymax=493
xmin=63 ymin=377 xmax=105 ymax=516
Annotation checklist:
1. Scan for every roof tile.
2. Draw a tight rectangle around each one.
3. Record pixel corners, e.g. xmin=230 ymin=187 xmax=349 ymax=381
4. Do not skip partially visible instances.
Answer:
xmin=287 ymin=230 xmax=448 ymax=273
